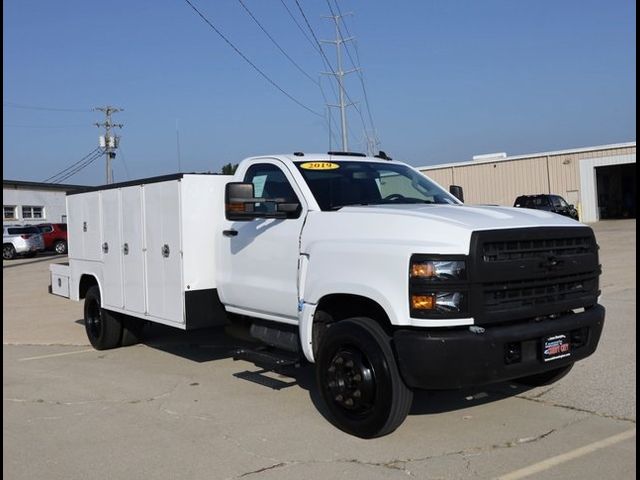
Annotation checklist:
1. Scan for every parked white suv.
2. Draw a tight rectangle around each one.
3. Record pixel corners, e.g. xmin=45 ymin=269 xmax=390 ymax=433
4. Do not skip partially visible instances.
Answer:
xmin=3 ymin=225 xmax=45 ymax=260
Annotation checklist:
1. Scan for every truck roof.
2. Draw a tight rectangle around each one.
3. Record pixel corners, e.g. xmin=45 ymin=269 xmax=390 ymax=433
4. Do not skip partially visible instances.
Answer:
xmin=248 ymin=152 xmax=397 ymax=164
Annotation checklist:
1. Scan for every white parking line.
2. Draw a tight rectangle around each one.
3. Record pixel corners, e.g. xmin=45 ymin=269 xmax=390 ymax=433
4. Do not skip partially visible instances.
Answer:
xmin=18 ymin=349 xmax=96 ymax=362
xmin=497 ymin=428 xmax=636 ymax=480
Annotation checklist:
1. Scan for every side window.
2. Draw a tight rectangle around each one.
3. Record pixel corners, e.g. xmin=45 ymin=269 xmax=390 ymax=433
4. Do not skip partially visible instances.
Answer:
xmin=553 ymin=196 xmax=567 ymax=207
xmin=243 ymin=163 xmax=301 ymax=219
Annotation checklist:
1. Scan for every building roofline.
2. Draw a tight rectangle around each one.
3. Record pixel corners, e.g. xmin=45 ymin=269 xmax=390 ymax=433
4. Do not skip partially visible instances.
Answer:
xmin=417 ymin=141 xmax=636 ymax=170
xmin=3 ymin=179 xmax=90 ymax=191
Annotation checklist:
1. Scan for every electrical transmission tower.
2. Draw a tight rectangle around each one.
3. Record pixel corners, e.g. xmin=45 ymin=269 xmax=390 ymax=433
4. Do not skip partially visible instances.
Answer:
xmin=322 ymin=12 xmax=358 ymax=152
xmin=94 ymin=106 xmax=123 ymax=184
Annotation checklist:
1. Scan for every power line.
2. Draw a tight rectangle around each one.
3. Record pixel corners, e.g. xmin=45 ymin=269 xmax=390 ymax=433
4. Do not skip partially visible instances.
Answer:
xmin=42 ymin=147 xmax=102 ymax=183
xmin=3 ymin=124 xmax=92 ymax=129
xmin=294 ymin=0 xmax=364 ymax=121
xmin=294 ymin=0 xmax=366 ymax=150
xmin=3 ymin=102 xmax=91 ymax=113
xmin=318 ymin=76 xmax=341 ymax=148
xmin=330 ymin=0 xmax=379 ymax=148
xmin=183 ymin=0 xmax=322 ymax=118
xmin=237 ymin=0 xmax=341 ymax=145
xmin=117 ymin=143 xmax=131 ymax=181
xmin=279 ymin=0 xmax=324 ymax=56
xmin=237 ymin=0 xmax=318 ymax=86
xmin=53 ymin=149 xmax=105 ymax=184
xmin=325 ymin=1 xmax=378 ymax=152
xmin=278 ymin=0 xmax=347 ymax=143
xmin=43 ymin=147 xmax=100 ymax=182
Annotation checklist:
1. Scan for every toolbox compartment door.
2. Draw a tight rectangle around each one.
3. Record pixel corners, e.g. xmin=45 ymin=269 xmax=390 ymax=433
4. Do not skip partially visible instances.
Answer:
xmin=101 ymin=189 xmax=124 ymax=309
xmin=50 ymin=263 xmax=70 ymax=298
xmin=144 ymin=180 xmax=184 ymax=324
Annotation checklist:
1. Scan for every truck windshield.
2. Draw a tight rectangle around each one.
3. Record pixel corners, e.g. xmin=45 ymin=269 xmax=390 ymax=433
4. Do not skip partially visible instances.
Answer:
xmin=294 ymin=161 xmax=457 ymax=211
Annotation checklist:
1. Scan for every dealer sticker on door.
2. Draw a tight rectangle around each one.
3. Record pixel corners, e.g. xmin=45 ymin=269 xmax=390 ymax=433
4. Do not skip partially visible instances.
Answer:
xmin=542 ymin=334 xmax=571 ymax=362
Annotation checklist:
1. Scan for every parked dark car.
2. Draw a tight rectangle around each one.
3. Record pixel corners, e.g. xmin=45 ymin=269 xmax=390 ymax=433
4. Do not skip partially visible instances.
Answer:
xmin=36 ymin=223 xmax=68 ymax=254
xmin=514 ymin=194 xmax=579 ymax=220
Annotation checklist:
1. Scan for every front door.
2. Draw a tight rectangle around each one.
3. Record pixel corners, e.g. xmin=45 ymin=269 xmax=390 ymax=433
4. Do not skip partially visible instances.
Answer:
xmin=218 ymin=160 xmax=306 ymax=321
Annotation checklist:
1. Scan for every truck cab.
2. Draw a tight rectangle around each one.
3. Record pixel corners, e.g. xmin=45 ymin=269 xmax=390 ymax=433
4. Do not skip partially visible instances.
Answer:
xmin=51 ymin=152 xmax=605 ymax=438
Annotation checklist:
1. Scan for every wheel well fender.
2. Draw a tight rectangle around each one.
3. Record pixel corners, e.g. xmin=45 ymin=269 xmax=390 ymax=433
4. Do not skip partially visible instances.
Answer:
xmin=301 ymin=294 xmax=392 ymax=362
xmin=78 ymin=274 xmax=100 ymax=300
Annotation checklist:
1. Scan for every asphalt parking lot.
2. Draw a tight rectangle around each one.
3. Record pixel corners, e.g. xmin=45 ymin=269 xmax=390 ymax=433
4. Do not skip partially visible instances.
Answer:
xmin=3 ymin=220 xmax=636 ymax=479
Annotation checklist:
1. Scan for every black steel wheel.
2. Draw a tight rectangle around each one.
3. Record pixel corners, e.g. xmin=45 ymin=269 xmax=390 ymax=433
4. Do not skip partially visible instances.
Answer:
xmin=84 ymin=286 xmax=123 ymax=350
xmin=514 ymin=363 xmax=574 ymax=387
xmin=54 ymin=240 xmax=67 ymax=254
xmin=3 ymin=244 xmax=16 ymax=260
xmin=316 ymin=317 xmax=413 ymax=438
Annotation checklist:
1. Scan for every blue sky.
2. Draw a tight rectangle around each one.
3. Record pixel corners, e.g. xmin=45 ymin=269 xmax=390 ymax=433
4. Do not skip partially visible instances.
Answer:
xmin=3 ymin=0 xmax=636 ymax=185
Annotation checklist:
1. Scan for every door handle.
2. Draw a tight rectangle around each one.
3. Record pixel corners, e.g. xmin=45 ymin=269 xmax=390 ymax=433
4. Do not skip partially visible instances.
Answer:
xmin=223 ymin=229 xmax=238 ymax=237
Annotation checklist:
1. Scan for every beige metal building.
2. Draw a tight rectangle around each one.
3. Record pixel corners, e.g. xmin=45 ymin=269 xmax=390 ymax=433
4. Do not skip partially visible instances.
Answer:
xmin=419 ymin=142 xmax=636 ymax=223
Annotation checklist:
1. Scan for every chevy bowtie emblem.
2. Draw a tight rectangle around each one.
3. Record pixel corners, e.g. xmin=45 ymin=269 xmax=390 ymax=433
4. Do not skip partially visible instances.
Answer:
xmin=540 ymin=254 xmax=562 ymax=270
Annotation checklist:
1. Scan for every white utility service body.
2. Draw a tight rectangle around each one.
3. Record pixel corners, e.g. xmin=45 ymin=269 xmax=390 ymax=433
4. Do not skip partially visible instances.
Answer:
xmin=51 ymin=153 xmax=605 ymax=438
xmin=53 ymin=174 xmax=229 ymax=329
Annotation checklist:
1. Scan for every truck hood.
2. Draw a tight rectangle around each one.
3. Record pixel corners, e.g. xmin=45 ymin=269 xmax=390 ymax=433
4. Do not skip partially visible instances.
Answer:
xmin=339 ymin=204 xmax=581 ymax=230
xmin=301 ymin=204 xmax=584 ymax=256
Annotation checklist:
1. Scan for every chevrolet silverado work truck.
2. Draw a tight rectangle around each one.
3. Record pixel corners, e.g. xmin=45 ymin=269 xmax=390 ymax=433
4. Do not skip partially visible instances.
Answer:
xmin=50 ymin=152 xmax=605 ymax=438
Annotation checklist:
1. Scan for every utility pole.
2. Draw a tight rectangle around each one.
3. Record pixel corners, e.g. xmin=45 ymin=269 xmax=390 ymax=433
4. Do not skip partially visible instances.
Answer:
xmin=94 ymin=106 xmax=123 ymax=184
xmin=322 ymin=12 xmax=358 ymax=152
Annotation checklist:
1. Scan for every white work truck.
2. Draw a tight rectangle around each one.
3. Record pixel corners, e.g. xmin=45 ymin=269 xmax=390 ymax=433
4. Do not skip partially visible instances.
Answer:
xmin=50 ymin=152 xmax=605 ymax=438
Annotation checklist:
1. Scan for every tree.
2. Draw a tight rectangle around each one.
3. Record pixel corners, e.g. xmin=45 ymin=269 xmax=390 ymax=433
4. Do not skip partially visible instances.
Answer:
xmin=221 ymin=163 xmax=238 ymax=175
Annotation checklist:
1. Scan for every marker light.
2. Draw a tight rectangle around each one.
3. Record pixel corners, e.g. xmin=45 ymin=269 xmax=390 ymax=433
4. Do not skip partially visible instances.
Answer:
xmin=411 ymin=295 xmax=435 ymax=310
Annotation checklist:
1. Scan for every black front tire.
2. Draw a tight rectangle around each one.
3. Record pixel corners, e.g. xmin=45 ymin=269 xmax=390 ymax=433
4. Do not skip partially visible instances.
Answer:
xmin=316 ymin=317 xmax=413 ymax=438
xmin=84 ymin=286 xmax=123 ymax=350
xmin=514 ymin=363 xmax=574 ymax=387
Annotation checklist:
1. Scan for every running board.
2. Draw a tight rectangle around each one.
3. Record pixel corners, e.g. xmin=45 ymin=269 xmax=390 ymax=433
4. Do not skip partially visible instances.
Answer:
xmin=232 ymin=346 xmax=303 ymax=370
xmin=232 ymin=370 xmax=297 ymax=391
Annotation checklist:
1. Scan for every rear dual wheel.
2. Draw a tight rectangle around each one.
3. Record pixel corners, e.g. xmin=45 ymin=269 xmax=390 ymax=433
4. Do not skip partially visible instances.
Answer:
xmin=84 ymin=286 xmax=145 ymax=349
xmin=316 ymin=317 xmax=413 ymax=438
xmin=84 ymin=286 xmax=123 ymax=350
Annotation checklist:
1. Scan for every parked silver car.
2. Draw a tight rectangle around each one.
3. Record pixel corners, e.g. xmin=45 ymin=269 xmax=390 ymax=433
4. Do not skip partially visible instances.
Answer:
xmin=3 ymin=225 xmax=45 ymax=260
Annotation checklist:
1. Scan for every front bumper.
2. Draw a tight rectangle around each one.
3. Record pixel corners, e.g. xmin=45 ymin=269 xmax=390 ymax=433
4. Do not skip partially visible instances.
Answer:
xmin=393 ymin=305 xmax=605 ymax=390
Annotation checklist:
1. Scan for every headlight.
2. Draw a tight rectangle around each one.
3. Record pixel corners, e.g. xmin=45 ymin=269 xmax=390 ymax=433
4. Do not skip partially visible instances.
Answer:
xmin=411 ymin=292 xmax=466 ymax=314
xmin=409 ymin=255 xmax=469 ymax=318
xmin=410 ymin=260 xmax=466 ymax=281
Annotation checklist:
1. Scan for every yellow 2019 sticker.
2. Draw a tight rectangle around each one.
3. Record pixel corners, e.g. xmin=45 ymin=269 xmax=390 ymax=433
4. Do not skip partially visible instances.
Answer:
xmin=299 ymin=162 xmax=340 ymax=170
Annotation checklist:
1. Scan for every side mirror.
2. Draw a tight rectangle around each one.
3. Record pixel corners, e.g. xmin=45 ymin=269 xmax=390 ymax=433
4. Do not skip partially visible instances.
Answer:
xmin=225 ymin=182 xmax=257 ymax=221
xmin=225 ymin=182 xmax=301 ymax=220
xmin=449 ymin=185 xmax=464 ymax=203
xmin=276 ymin=202 xmax=300 ymax=214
